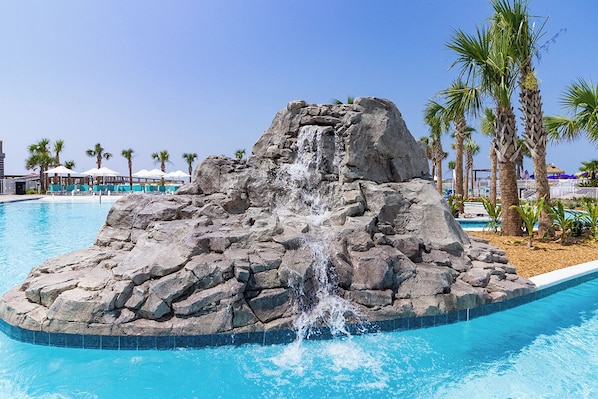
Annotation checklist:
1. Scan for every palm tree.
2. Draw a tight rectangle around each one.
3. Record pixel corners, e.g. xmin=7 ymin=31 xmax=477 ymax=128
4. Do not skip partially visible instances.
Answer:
xmin=440 ymin=80 xmax=483 ymax=203
xmin=86 ymin=143 xmax=113 ymax=184
xmin=152 ymin=150 xmax=170 ymax=186
xmin=52 ymin=139 xmax=65 ymax=184
xmin=182 ymin=152 xmax=197 ymax=183
xmin=424 ymin=100 xmax=450 ymax=194
xmin=545 ymin=78 xmax=598 ymax=142
xmin=64 ymin=160 xmax=76 ymax=185
xmin=122 ymin=148 xmax=135 ymax=190
xmin=494 ymin=0 xmax=552 ymax=237
xmin=480 ymin=108 xmax=498 ymax=205
xmin=25 ymin=138 xmax=54 ymax=192
xmin=464 ymin=137 xmax=480 ymax=198
xmin=447 ymin=22 xmax=522 ymax=235
xmin=579 ymin=160 xmax=598 ymax=182
xmin=419 ymin=136 xmax=435 ymax=178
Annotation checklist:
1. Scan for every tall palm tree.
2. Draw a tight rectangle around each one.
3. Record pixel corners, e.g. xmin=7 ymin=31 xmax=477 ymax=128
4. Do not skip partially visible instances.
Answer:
xmin=86 ymin=143 xmax=113 ymax=184
xmin=440 ymin=80 xmax=483 ymax=203
xmin=448 ymin=23 xmax=522 ymax=235
xmin=493 ymin=0 xmax=552 ymax=236
xmin=481 ymin=108 xmax=499 ymax=205
xmin=152 ymin=150 xmax=170 ymax=186
xmin=464 ymin=137 xmax=480 ymax=198
xmin=122 ymin=148 xmax=135 ymax=190
xmin=182 ymin=153 xmax=197 ymax=183
xmin=52 ymin=139 xmax=65 ymax=184
xmin=25 ymin=138 xmax=54 ymax=192
xmin=64 ymin=160 xmax=76 ymax=185
xmin=419 ymin=136 xmax=435 ymax=178
xmin=424 ymin=100 xmax=450 ymax=194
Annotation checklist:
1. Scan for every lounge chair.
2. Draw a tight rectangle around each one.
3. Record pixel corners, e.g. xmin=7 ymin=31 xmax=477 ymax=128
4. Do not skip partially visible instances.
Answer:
xmin=47 ymin=184 xmax=63 ymax=194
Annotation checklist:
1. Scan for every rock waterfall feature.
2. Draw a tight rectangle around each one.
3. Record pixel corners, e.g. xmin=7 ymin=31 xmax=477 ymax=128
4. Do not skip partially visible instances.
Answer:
xmin=0 ymin=98 xmax=535 ymax=342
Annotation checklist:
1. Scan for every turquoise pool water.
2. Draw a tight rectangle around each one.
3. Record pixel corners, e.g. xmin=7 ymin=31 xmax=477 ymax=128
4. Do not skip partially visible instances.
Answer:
xmin=0 ymin=199 xmax=597 ymax=398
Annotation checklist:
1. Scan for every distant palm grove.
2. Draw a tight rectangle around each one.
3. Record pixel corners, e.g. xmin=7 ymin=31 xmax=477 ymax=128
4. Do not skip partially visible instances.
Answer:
xmin=24 ymin=138 xmax=236 ymax=192
xmin=421 ymin=0 xmax=598 ymax=237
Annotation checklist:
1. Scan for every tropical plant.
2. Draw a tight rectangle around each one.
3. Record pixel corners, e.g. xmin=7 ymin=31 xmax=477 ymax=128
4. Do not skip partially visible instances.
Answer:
xmin=447 ymin=194 xmax=463 ymax=218
xmin=510 ymin=197 xmax=544 ymax=248
xmin=121 ymin=148 xmax=135 ymax=190
xmin=64 ymin=160 xmax=76 ymax=185
xmin=86 ymin=143 xmax=112 ymax=184
xmin=545 ymin=78 xmax=598 ymax=143
xmin=25 ymin=138 xmax=55 ymax=192
xmin=447 ymin=12 xmax=522 ymax=236
xmin=235 ymin=149 xmax=246 ymax=160
xmin=581 ymin=199 xmax=598 ymax=241
xmin=332 ymin=96 xmax=355 ymax=105
xmin=549 ymin=200 xmax=578 ymax=245
xmin=480 ymin=108 xmax=499 ymax=205
xmin=440 ymin=80 xmax=483 ymax=203
xmin=579 ymin=160 xmax=598 ymax=181
xmin=424 ymin=100 xmax=450 ymax=195
xmin=152 ymin=150 xmax=170 ymax=185
xmin=182 ymin=152 xmax=197 ymax=183
xmin=481 ymin=197 xmax=501 ymax=233
xmin=464 ymin=136 xmax=480 ymax=198
xmin=52 ymin=139 xmax=65 ymax=184
xmin=493 ymin=0 xmax=553 ymax=237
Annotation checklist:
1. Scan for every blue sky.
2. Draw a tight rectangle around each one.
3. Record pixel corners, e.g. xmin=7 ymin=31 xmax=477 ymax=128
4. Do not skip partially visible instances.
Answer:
xmin=1 ymin=0 xmax=597 ymax=177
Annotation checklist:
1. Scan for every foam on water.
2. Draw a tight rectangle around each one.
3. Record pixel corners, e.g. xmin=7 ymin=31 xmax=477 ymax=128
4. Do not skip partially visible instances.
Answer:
xmin=276 ymin=126 xmax=358 ymax=342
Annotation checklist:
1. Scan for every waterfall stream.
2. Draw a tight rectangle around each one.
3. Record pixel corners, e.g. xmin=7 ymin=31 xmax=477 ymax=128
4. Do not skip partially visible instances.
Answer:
xmin=277 ymin=126 xmax=359 ymax=341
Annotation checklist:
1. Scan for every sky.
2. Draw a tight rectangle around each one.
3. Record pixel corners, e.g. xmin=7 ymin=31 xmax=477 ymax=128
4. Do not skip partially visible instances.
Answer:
xmin=1 ymin=0 xmax=597 ymax=178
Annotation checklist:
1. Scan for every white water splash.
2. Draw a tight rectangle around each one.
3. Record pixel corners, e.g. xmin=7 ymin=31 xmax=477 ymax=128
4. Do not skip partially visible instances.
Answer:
xmin=276 ymin=126 xmax=358 ymax=342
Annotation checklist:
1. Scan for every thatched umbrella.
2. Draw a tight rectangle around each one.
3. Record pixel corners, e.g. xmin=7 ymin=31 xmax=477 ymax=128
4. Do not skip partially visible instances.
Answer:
xmin=546 ymin=164 xmax=565 ymax=176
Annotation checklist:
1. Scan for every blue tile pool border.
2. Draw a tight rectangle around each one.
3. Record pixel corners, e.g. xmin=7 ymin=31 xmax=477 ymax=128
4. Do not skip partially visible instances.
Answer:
xmin=1 ymin=269 xmax=596 ymax=350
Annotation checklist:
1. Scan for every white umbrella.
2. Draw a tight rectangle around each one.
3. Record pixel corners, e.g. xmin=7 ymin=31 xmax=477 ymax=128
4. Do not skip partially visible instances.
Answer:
xmin=44 ymin=165 xmax=80 ymax=175
xmin=82 ymin=166 xmax=119 ymax=176
xmin=164 ymin=170 xmax=191 ymax=180
xmin=132 ymin=169 xmax=150 ymax=178
xmin=145 ymin=168 xmax=166 ymax=179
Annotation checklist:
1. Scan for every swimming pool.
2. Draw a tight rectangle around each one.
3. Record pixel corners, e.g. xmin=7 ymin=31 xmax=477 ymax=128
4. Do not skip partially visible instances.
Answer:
xmin=0 ymin=198 xmax=597 ymax=398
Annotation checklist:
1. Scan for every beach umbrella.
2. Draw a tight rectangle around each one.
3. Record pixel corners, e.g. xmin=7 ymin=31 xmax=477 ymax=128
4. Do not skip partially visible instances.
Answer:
xmin=164 ymin=170 xmax=191 ymax=181
xmin=82 ymin=166 xmax=119 ymax=185
xmin=546 ymin=164 xmax=565 ymax=175
xmin=144 ymin=168 xmax=166 ymax=179
xmin=44 ymin=165 xmax=80 ymax=176
xmin=132 ymin=169 xmax=150 ymax=178
xmin=82 ymin=166 xmax=119 ymax=176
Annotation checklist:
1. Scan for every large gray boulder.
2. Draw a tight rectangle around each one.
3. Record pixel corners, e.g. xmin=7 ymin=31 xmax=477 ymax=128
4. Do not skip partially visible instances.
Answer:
xmin=0 ymin=98 xmax=535 ymax=338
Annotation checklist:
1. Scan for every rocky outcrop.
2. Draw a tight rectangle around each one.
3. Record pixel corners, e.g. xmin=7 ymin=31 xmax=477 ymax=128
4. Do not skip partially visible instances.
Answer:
xmin=0 ymin=97 xmax=535 ymax=338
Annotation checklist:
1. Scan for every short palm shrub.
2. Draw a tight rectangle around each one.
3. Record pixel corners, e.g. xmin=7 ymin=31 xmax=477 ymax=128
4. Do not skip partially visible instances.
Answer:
xmin=581 ymin=199 xmax=598 ymax=240
xmin=510 ymin=197 xmax=544 ymax=248
xmin=481 ymin=197 xmax=501 ymax=233
xmin=549 ymin=201 xmax=579 ymax=245
xmin=447 ymin=194 xmax=464 ymax=218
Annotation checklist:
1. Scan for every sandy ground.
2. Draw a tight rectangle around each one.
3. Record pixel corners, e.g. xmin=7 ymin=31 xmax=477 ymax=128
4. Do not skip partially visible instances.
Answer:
xmin=469 ymin=231 xmax=598 ymax=278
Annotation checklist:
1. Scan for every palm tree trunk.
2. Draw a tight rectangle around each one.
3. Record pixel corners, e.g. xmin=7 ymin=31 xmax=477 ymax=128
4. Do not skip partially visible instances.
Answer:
xmin=520 ymin=65 xmax=552 ymax=237
xmin=434 ymin=141 xmax=443 ymax=194
xmin=454 ymin=116 xmax=466 ymax=205
xmin=489 ymin=139 xmax=498 ymax=205
xmin=495 ymin=106 xmax=522 ymax=236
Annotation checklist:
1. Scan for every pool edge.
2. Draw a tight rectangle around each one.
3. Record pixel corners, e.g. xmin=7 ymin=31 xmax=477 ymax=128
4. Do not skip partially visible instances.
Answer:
xmin=1 ymin=264 xmax=596 ymax=350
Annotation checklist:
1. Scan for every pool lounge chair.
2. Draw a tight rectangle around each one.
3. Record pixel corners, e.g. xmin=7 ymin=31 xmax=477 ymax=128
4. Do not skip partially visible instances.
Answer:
xmin=47 ymin=184 xmax=63 ymax=194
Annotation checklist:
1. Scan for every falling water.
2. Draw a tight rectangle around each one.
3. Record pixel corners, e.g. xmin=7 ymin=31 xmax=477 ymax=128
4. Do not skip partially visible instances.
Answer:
xmin=277 ymin=125 xmax=359 ymax=341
